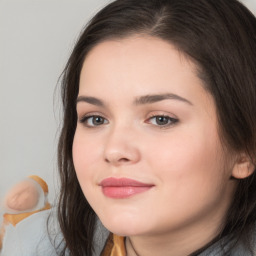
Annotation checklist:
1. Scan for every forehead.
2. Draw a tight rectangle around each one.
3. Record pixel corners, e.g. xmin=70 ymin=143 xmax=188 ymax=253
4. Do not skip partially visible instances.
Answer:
xmin=79 ymin=35 xmax=203 ymax=96
xmin=82 ymin=35 xmax=196 ymax=72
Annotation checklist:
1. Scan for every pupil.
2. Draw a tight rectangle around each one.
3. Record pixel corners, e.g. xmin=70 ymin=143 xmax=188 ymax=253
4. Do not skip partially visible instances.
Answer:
xmin=94 ymin=117 xmax=103 ymax=125
xmin=157 ymin=116 xmax=168 ymax=125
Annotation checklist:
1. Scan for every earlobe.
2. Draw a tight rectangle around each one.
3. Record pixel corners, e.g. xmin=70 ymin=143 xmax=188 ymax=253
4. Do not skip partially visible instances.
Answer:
xmin=231 ymin=154 xmax=255 ymax=179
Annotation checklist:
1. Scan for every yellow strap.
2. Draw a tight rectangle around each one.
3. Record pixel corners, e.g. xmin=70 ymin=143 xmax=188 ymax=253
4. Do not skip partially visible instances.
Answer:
xmin=3 ymin=203 xmax=51 ymax=226
xmin=101 ymin=233 xmax=126 ymax=256
xmin=111 ymin=235 xmax=126 ymax=256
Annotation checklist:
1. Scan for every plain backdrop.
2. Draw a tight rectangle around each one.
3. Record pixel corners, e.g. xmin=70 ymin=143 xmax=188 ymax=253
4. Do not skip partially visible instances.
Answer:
xmin=0 ymin=0 xmax=256 ymax=215
xmin=0 ymin=0 xmax=112 ymax=215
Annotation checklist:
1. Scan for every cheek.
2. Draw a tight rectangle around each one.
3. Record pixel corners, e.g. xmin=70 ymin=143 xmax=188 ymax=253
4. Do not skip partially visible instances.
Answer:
xmin=72 ymin=129 xmax=104 ymax=194
xmin=73 ymin=131 xmax=98 ymax=171
xmin=146 ymin=124 xmax=227 ymax=191
xmin=141 ymin=128 xmax=232 ymax=226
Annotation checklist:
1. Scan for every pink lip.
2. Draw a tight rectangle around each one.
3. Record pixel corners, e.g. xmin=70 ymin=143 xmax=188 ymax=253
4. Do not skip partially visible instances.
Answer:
xmin=99 ymin=178 xmax=154 ymax=199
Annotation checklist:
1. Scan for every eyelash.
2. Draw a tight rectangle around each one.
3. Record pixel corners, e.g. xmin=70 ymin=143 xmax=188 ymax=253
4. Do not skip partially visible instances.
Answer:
xmin=79 ymin=114 xmax=108 ymax=128
xmin=146 ymin=114 xmax=179 ymax=128
xmin=79 ymin=114 xmax=179 ymax=128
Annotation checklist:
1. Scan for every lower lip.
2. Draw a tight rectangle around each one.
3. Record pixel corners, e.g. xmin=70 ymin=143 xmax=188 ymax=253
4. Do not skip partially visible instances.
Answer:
xmin=102 ymin=186 xmax=153 ymax=199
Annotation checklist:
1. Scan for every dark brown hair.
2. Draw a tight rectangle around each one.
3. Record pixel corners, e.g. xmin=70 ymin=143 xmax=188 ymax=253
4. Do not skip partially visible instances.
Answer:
xmin=57 ymin=0 xmax=256 ymax=255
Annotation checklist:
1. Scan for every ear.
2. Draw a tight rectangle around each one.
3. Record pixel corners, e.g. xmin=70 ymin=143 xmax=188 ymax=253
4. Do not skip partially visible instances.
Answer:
xmin=231 ymin=153 xmax=255 ymax=179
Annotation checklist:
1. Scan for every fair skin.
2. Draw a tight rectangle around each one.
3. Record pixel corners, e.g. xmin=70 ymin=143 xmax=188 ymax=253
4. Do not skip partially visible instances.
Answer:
xmin=73 ymin=35 xmax=244 ymax=256
xmin=5 ymin=180 xmax=39 ymax=211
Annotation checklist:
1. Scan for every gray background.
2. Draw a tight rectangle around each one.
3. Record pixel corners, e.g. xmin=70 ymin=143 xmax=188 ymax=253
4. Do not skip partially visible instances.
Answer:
xmin=0 ymin=0 xmax=112 ymax=214
xmin=0 ymin=0 xmax=255 ymax=214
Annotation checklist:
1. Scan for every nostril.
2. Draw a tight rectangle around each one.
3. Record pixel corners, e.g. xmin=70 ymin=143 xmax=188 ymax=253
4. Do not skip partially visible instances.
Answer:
xmin=104 ymin=157 xmax=130 ymax=164
xmin=119 ymin=158 xmax=129 ymax=162
xmin=104 ymin=147 xmax=140 ymax=165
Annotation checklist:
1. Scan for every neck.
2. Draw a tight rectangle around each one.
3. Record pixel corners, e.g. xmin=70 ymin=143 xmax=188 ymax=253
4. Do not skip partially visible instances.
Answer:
xmin=125 ymin=215 xmax=224 ymax=256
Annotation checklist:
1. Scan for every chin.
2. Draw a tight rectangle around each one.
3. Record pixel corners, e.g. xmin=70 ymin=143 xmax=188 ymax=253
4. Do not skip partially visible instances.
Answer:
xmin=99 ymin=213 xmax=149 ymax=237
xmin=104 ymin=224 xmax=142 ymax=237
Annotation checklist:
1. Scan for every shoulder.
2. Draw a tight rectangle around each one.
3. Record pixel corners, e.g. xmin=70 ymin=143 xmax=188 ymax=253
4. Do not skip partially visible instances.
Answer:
xmin=198 ymin=234 xmax=256 ymax=256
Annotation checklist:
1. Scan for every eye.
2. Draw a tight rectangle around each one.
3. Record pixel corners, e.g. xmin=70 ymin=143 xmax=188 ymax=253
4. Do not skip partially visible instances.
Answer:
xmin=146 ymin=115 xmax=178 ymax=127
xmin=79 ymin=115 xmax=108 ymax=127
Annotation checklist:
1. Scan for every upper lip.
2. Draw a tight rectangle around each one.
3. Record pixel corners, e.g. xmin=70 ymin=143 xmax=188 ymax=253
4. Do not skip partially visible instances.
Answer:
xmin=99 ymin=177 xmax=154 ymax=187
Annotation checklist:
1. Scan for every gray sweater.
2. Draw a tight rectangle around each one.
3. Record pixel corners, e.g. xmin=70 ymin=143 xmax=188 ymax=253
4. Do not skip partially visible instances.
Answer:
xmin=1 ymin=209 xmax=254 ymax=256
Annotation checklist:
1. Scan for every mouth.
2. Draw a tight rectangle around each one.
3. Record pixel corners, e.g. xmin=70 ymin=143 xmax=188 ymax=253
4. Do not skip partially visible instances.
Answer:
xmin=99 ymin=177 xmax=154 ymax=199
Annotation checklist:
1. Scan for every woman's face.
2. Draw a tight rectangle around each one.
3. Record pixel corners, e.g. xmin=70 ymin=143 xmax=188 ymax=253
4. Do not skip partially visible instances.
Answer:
xmin=73 ymin=36 xmax=236 ymax=238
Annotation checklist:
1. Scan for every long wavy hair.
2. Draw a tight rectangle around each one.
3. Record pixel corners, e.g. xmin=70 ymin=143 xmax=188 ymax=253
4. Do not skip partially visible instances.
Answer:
xmin=57 ymin=0 xmax=256 ymax=255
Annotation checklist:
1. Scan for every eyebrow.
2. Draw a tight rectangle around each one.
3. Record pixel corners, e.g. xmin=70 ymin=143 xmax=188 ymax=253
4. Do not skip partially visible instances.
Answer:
xmin=76 ymin=96 xmax=105 ymax=107
xmin=134 ymin=93 xmax=193 ymax=106
xmin=76 ymin=93 xmax=193 ymax=106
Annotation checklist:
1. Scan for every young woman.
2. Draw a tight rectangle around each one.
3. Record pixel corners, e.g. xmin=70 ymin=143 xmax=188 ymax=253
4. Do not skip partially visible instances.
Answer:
xmin=57 ymin=0 xmax=256 ymax=255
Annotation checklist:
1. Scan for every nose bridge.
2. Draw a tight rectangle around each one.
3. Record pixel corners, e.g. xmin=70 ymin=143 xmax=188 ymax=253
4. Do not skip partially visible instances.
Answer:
xmin=104 ymin=122 xmax=140 ymax=165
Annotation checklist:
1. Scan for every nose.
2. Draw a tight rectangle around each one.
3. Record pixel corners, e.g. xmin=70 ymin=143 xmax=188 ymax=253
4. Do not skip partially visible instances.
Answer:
xmin=104 ymin=127 xmax=141 ymax=166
